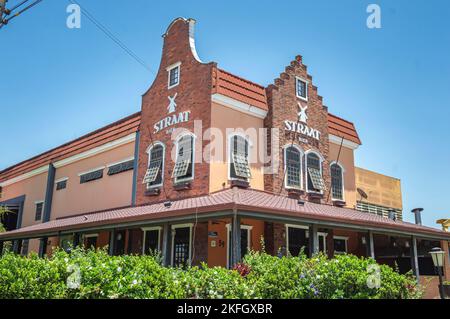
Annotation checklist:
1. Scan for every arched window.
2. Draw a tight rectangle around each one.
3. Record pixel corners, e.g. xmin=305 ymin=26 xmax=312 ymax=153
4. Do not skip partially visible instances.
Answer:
xmin=229 ymin=135 xmax=251 ymax=180
xmin=331 ymin=163 xmax=344 ymax=200
xmin=143 ymin=143 xmax=164 ymax=188
xmin=285 ymin=146 xmax=302 ymax=189
xmin=306 ymin=152 xmax=324 ymax=192
xmin=172 ymin=134 xmax=194 ymax=182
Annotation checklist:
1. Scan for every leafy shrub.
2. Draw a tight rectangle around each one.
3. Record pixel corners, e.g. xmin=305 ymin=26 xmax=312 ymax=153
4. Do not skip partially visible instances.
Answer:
xmin=0 ymin=247 xmax=422 ymax=299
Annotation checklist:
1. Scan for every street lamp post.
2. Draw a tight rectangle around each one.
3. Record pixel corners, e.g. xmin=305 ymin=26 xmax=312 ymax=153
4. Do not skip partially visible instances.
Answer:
xmin=429 ymin=247 xmax=446 ymax=299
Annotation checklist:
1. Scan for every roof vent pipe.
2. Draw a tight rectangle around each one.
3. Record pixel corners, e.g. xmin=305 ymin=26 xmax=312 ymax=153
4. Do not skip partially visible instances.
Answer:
xmin=411 ymin=208 xmax=424 ymax=225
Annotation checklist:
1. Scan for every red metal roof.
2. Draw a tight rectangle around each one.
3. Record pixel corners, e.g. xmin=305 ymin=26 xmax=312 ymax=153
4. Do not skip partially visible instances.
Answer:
xmin=328 ymin=113 xmax=361 ymax=145
xmin=0 ymin=72 xmax=361 ymax=184
xmin=0 ymin=112 xmax=141 ymax=183
xmin=1 ymin=188 xmax=447 ymax=240
xmin=213 ymin=68 xmax=268 ymax=111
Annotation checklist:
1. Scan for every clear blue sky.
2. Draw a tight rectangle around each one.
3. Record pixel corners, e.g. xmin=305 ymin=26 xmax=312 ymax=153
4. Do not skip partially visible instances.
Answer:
xmin=1 ymin=0 xmax=449 ymax=227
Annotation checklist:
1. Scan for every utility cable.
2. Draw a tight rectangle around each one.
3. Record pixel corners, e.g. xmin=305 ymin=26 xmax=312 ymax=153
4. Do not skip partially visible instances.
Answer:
xmin=67 ymin=0 xmax=152 ymax=72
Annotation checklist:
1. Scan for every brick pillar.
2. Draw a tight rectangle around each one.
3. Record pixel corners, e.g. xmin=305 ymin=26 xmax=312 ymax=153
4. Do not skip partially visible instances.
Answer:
xmin=326 ymin=229 xmax=334 ymax=259
xmin=192 ymin=222 xmax=208 ymax=266
xmin=263 ymin=222 xmax=274 ymax=255
xmin=442 ymin=240 xmax=450 ymax=281
xmin=273 ymin=222 xmax=286 ymax=256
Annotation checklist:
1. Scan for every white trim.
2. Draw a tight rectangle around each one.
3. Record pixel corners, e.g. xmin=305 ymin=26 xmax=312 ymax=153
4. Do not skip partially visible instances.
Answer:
xmin=174 ymin=133 xmax=196 ymax=184
xmin=83 ymin=233 xmax=99 ymax=239
xmin=170 ymin=223 xmax=193 ymax=266
xmin=225 ymin=224 xmax=253 ymax=268
xmin=286 ymin=224 xmax=328 ymax=254
xmin=146 ymin=141 xmax=166 ymax=189
xmin=166 ymin=61 xmax=181 ymax=71
xmin=283 ymin=144 xmax=304 ymax=190
xmin=227 ymin=133 xmax=252 ymax=182
xmin=34 ymin=200 xmax=44 ymax=205
xmin=330 ymin=161 xmax=345 ymax=202
xmin=286 ymin=224 xmax=308 ymax=256
xmin=54 ymin=133 xmax=136 ymax=168
xmin=167 ymin=62 xmax=181 ymax=89
xmin=295 ymin=76 xmax=309 ymax=102
xmin=187 ymin=18 xmax=203 ymax=63
xmin=0 ymin=133 xmax=136 ymax=187
xmin=305 ymin=149 xmax=324 ymax=194
xmin=77 ymin=166 xmax=105 ymax=177
xmin=333 ymin=236 xmax=349 ymax=254
xmin=211 ymin=93 xmax=268 ymax=119
xmin=54 ymin=177 xmax=69 ymax=184
xmin=106 ymin=157 xmax=135 ymax=168
xmin=141 ymin=226 xmax=162 ymax=255
xmin=0 ymin=165 xmax=49 ymax=187
xmin=329 ymin=134 xmax=359 ymax=150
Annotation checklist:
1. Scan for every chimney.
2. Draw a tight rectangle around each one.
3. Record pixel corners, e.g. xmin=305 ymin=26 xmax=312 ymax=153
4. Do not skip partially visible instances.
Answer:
xmin=411 ymin=208 xmax=423 ymax=225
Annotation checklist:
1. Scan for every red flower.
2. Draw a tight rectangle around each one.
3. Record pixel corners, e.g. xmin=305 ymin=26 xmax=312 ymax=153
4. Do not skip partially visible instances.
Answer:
xmin=232 ymin=263 xmax=251 ymax=277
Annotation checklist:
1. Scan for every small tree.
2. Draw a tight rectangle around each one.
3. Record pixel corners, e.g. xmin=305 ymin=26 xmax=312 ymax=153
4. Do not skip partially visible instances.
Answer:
xmin=0 ymin=205 xmax=9 ymax=233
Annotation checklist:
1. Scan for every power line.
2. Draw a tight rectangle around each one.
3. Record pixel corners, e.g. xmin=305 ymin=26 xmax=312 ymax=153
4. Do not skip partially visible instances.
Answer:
xmin=0 ymin=0 xmax=43 ymax=29
xmin=67 ymin=0 xmax=152 ymax=73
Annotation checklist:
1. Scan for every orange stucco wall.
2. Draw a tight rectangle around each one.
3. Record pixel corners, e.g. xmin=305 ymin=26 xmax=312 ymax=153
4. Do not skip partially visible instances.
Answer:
xmin=207 ymin=218 xmax=265 ymax=267
xmin=209 ymin=102 xmax=265 ymax=192
xmin=1 ymin=171 xmax=48 ymax=229
xmin=329 ymin=143 xmax=357 ymax=209
xmin=51 ymin=142 xmax=135 ymax=219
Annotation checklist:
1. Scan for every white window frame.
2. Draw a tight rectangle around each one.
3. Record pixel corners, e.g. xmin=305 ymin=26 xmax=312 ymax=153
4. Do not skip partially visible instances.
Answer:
xmin=167 ymin=61 xmax=181 ymax=89
xmin=173 ymin=133 xmax=196 ymax=184
xmin=285 ymin=224 xmax=308 ymax=256
xmin=145 ymin=142 xmax=165 ymax=189
xmin=34 ymin=200 xmax=44 ymax=221
xmin=106 ymin=157 xmax=135 ymax=169
xmin=295 ymin=76 xmax=308 ymax=101
xmin=77 ymin=166 xmax=105 ymax=177
xmin=333 ymin=236 xmax=349 ymax=254
xmin=170 ymin=223 xmax=193 ymax=266
xmin=141 ymin=226 xmax=162 ymax=255
xmin=225 ymin=224 xmax=253 ymax=268
xmin=285 ymin=224 xmax=327 ymax=254
xmin=283 ymin=144 xmax=304 ymax=190
xmin=227 ymin=133 xmax=252 ymax=182
xmin=330 ymin=161 xmax=345 ymax=202
xmin=305 ymin=149 xmax=324 ymax=194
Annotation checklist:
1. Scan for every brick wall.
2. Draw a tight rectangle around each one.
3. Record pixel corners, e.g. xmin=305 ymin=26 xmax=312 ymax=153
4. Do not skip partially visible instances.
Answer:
xmin=264 ymin=55 xmax=331 ymax=204
xmin=192 ymin=221 xmax=208 ymax=265
xmin=136 ymin=18 xmax=216 ymax=206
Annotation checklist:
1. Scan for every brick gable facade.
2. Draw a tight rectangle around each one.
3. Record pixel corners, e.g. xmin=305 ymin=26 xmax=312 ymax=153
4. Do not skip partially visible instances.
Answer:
xmin=136 ymin=18 xmax=216 ymax=205
xmin=264 ymin=55 xmax=332 ymax=204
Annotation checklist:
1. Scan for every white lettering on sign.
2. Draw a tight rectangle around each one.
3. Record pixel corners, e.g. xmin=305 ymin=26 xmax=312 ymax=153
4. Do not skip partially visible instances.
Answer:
xmin=154 ymin=111 xmax=191 ymax=133
xmin=284 ymin=120 xmax=321 ymax=141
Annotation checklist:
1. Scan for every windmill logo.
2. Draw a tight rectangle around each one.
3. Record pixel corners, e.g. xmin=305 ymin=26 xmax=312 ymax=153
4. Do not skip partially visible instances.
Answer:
xmin=167 ymin=93 xmax=178 ymax=114
xmin=298 ymin=102 xmax=308 ymax=123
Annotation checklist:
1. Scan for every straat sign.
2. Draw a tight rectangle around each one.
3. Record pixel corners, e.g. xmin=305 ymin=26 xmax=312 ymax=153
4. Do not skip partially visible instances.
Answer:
xmin=284 ymin=103 xmax=321 ymax=141
xmin=153 ymin=93 xmax=191 ymax=133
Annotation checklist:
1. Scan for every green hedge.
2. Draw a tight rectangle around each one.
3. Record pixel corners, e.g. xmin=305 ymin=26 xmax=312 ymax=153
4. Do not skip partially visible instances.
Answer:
xmin=0 ymin=247 xmax=422 ymax=299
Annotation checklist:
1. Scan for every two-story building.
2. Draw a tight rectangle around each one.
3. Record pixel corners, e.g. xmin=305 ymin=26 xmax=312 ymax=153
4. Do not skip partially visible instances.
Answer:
xmin=1 ymin=18 xmax=449 ymax=286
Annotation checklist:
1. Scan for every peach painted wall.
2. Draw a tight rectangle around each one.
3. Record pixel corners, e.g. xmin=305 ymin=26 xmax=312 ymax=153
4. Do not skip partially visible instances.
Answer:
xmin=1 ymin=171 xmax=48 ymax=230
xmin=51 ymin=142 xmax=135 ymax=219
xmin=209 ymin=102 xmax=265 ymax=192
xmin=355 ymin=167 xmax=402 ymax=210
xmin=329 ymin=143 xmax=357 ymax=209
xmin=207 ymin=218 xmax=265 ymax=267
